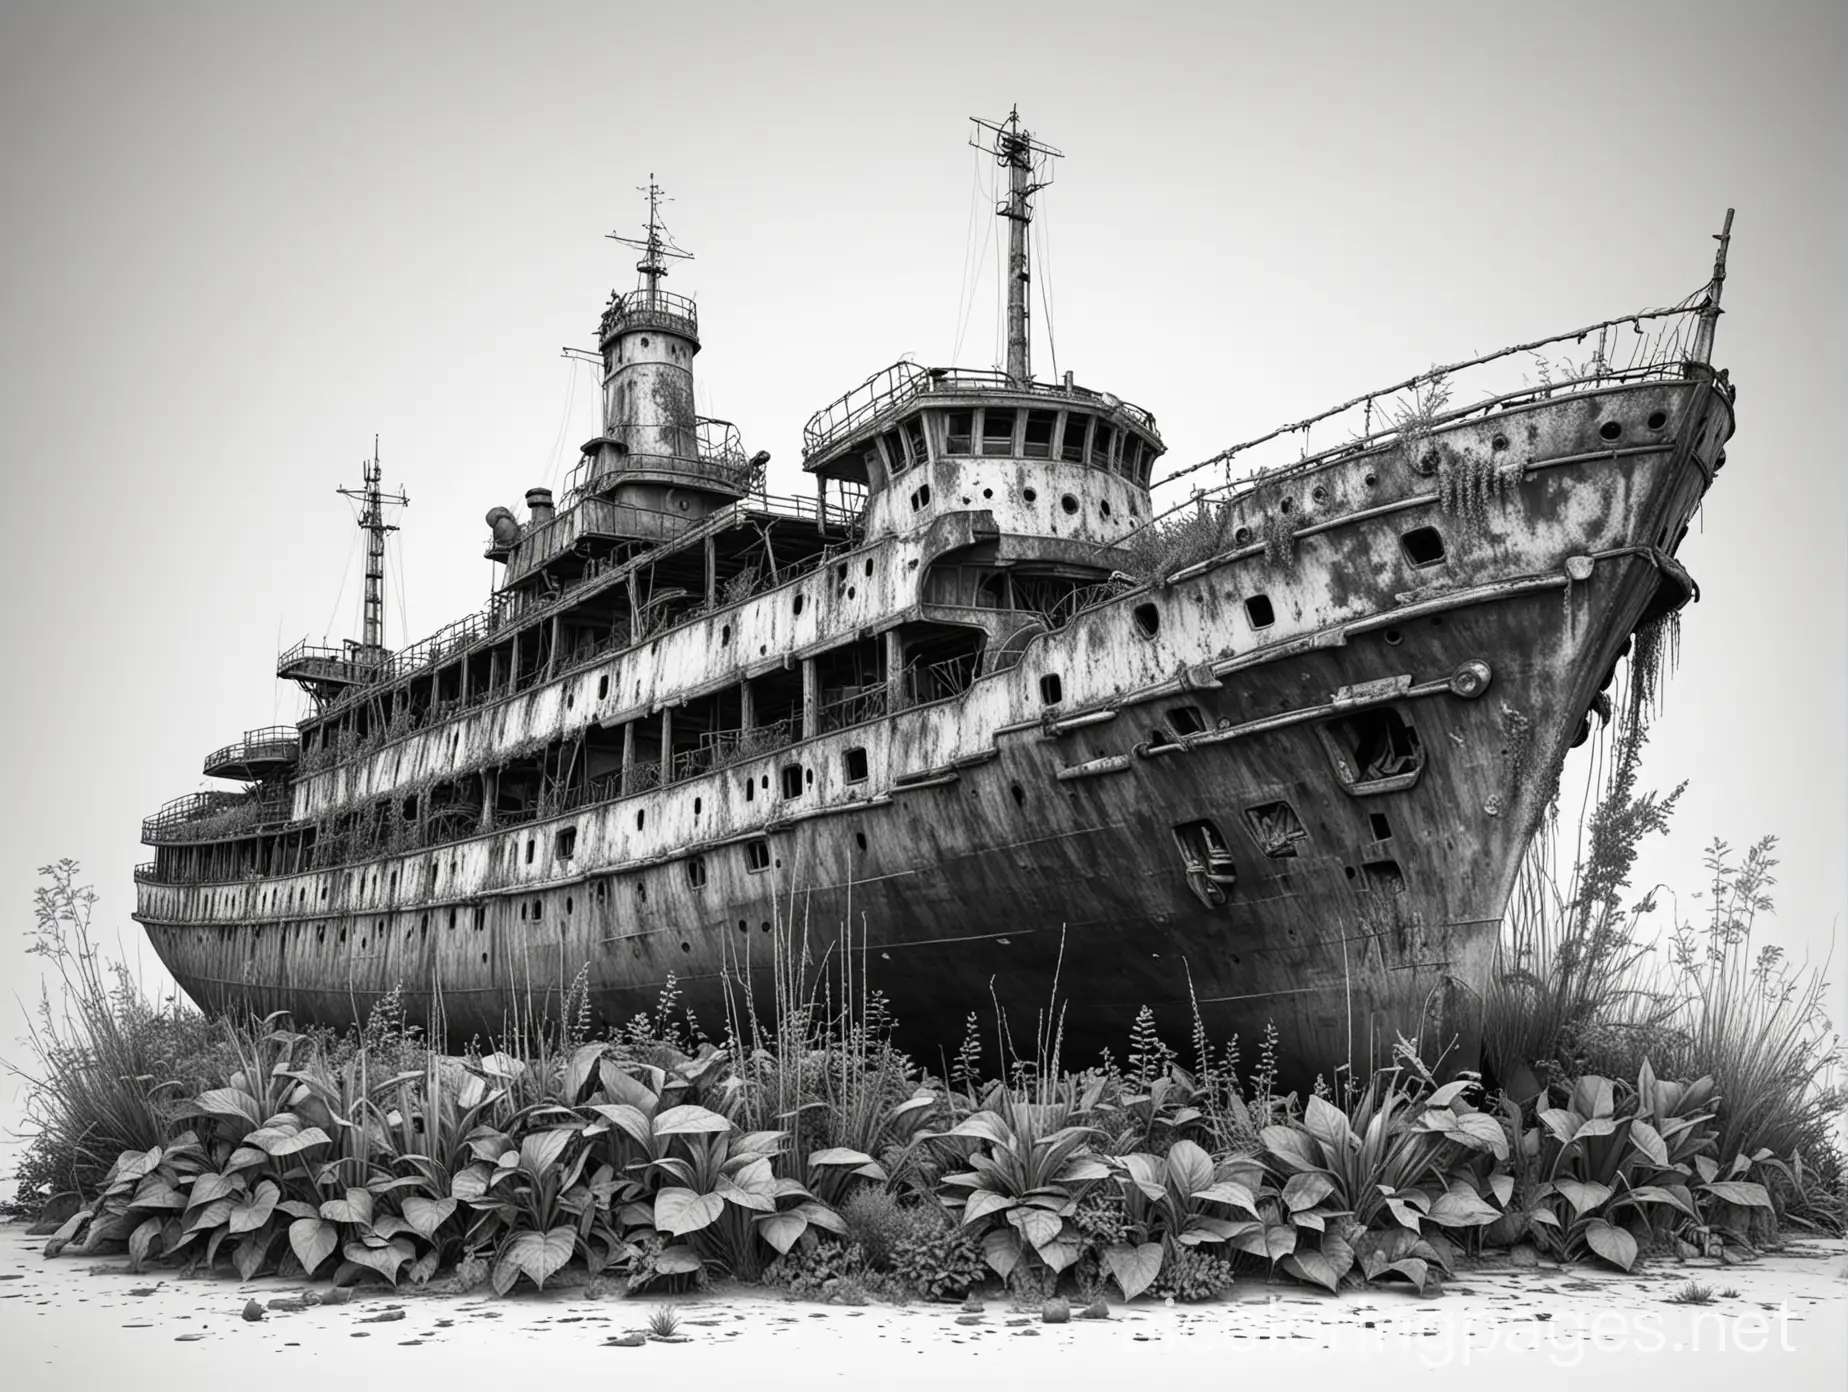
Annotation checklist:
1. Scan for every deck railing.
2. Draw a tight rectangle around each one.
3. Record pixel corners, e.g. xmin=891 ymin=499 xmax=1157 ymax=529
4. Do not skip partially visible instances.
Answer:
xmin=801 ymin=362 xmax=1161 ymax=458
xmin=599 ymin=287 xmax=699 ymax=343
xmin=1141 ymin=295 xmax=1721 ymax=529
xmin=203 ymin=725 xmax=300 ymax=774
xmin=290 ymin=491 xmax=860 ymax=727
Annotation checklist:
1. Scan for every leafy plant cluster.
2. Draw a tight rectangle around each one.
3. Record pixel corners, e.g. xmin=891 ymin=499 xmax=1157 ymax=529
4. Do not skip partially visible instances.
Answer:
xmin=39 ymin=1020 xmax=859 ymax=1296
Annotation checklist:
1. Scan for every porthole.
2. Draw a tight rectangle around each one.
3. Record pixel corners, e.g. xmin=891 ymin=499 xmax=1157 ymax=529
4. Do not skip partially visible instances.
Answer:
xmin=1491 ymin=433 xmax=1509 ymax=451
xmin=721 ymin=624 xmax=731 ymax=646
xmin=1233 ymin=525 xmax=1252 ymax=545
xmin=1100 ymin=499 xmax=1112 ymax=518
xmin=1278 ymin=497 xmax=1294 ymax=515
xmin=1022 ymin=486 xmax=1038 ymax=503
xmin=1311 ymin=485 xmax=1328 ymax=505
xmin=1647 ymin=410 xmax=1667 ymax=431
xmin=793 ymin=593 xmax=806 ymax=616
xmin=1363 ymin=472 xmax=1379 ymax=488
xmin=1059 ymin=494 xmax=1079 ymax=515
xmin=1132 ymin=602 xmax=1160 ymax=638
xmin=1599 ymin=420 xmax=1623 ymax=442
xmin=1384 ymin=628 xmax=1404 ymax=646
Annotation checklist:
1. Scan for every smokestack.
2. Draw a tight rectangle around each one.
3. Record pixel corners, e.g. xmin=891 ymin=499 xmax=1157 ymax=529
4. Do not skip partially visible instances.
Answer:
xmin=525 ymin=487 xmax=555 ymax=527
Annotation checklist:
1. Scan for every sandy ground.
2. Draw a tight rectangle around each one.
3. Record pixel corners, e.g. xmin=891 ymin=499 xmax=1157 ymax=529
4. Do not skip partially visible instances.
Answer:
xmin=2 ymin=1223 xmax=1843 ymax=1390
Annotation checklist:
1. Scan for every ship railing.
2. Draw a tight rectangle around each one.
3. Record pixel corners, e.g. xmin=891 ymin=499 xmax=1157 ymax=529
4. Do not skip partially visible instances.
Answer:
xmin=599 ymin=287 xmax=699 ymax=343
xmin=625 ymin=759 xmax=664 ymax=794
xmin=142 ymin=790 xmax=265 ymax=844
xmin=277 ymin=638 xmax=388 ymax=684
xmin=696 ymin=417 xmax=751 ymax=474
xmin=133 ymin=860 xmax=157 ymax=882
xmin=719 ymin=722 xmax=796 ymax=768
xmin=801 ymin=361 xmax=1161 ymax=458
xmin=669 ymin=746 xmax=715 ymax=783
xmin=818 ymin=686 xmax=888 ymax=734
xmin=308 ymin=495 xmax=861 ymax=731
xmin=203 ymin=725 xmax=300 ymax=773
xmin=1142 ymin=297 xmax=1718 ymax=535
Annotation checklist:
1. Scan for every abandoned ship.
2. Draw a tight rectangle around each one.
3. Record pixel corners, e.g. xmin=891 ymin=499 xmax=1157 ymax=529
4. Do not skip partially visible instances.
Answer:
xmin=134 ymin=111 xmax=1736 ymax=1078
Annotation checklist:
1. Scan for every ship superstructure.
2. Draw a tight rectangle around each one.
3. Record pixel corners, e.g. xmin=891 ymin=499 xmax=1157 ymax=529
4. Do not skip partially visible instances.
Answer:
xmin=135 ymin=115 xmax=1736 ymax=1078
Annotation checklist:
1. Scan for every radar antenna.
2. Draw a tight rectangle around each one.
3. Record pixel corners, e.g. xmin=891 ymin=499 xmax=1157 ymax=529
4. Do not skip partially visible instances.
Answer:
xmin=971 ymin=107 xmax=1061 ymax=387
xmin=336 ymin=436 xmax=409 ymax=655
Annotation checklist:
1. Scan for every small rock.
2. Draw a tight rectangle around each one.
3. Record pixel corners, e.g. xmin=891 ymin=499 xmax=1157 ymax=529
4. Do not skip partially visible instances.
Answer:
xmin=267 ymin=1295 xmax=316 ymax=1312
xmin=955 ymin=1313 xmax=984 ymax=1326
xmin=1041 ymin=1297 xmax=1070 ymax=1324
xmin=242 ymin=1300 xmax=265 ymax=1323
xmin=961 ymin=1295 xmax=983 ymax=1313
xmin=610 ymin=1332 xmax=647 ymax=1347
xmin=1078 ymin=1299 xmax=1110 ymax=1320
xmin=359 ymin=1310 xmax=406 ymax=1324
xmin=1508 ymin=1244 xmax=1540 ymax=1269
xmin=320 ymin=1287 xmax=355 ymax=1306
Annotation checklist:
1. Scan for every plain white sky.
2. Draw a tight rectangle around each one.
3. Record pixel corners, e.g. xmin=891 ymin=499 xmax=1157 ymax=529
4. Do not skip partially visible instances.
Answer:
xmin=0 ymin=2 xmax=1842 ymax=1157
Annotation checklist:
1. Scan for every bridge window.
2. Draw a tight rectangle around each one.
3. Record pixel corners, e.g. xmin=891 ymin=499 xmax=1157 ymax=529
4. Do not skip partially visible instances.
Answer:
xmin=687 ymin=857 xmax=707 ymax=890
xmin=1121 ymin=437 xmax=1144 ymax=480
xmin=1059 ymin=414 xmax=1091 ymax=464
xmin=745 ymin=839 xmax=771 ymax=873
xmin=882 ymin=429 xmax=909 ymax=477
xmin=1023 ymin=411 xmax=1056 ymax=459
xmin=981 ymin=409 xmax=1017 ymax=456
xmin=945 ymin=411 xmax=974 ymax=454
xmin=1091 ymin=421 xmax=1117 ymax=470
xmin=844 ymin=746 xmax=869 ymax=782
xmin=902 ymin=416 xmax=928 ymax=469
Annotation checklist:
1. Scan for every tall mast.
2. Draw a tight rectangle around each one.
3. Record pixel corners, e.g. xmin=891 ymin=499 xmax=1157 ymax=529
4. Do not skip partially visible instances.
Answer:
xmin=1691 ymin=207 xmax=1735 ymax=366
xmin=336 ymin=437 xmax=409 ymax=655
xmin=608 ymin=174 xmax=692 ymax=307
xmin=972 ymin=108 xmax=1061 ymax=387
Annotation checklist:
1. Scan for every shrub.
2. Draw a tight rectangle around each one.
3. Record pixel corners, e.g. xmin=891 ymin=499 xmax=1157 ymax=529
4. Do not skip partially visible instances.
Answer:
xmin=886 ymin=1206 xmax=988 ymax=1300
xmin=1148 ymin=1242 xmax=1237 ymax=1301
xmin=763 ymin=1234 xmax=865 ymax=1297
xmin=842 ymin=1187 xmax=911 ymax=1270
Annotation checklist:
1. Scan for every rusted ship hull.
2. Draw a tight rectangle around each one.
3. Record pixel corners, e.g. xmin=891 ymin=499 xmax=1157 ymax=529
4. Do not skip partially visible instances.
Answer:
xmin=136 ymin=372 xmax=1730 ymax=1079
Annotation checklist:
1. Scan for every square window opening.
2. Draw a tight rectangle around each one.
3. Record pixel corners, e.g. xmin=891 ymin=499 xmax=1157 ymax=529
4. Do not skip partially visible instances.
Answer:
xmin=1401 ymin=526 xmax=1447 ymax=568
xmin=1245 ymin=594 xmax=1276 ymax=628
xmin=1244 ymin=801 xmax=1308 ymax=859
xmin=1039 ymin=673 xmax=1063 ymax=705
xmin=555 ymin=827 xmax=576 ymax=860
xmin=1318 ymin=707 xmax=1426 ymax=794
xmin=845 ymin=747 xmax=869 ymax=783
xmin=745 ymin=839 xmax=771 ymax=873
xmin=780 ymin=764 xmax=804 ymax=799
xmin=1168 ymin=704 xmax=1207 ymax=735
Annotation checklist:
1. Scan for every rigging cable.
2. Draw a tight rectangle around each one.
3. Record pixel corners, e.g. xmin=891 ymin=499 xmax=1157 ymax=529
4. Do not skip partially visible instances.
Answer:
xmin=540 ymin=353 xmax=583 ymax=496
xmin=949 ymin=142 xmax=984 ymax=364
xmin=953 ymin=147 xmax=996 ymax=368
xmin=321 ymin=518 xmax=361 ymax=644
xmin=1034 ymin=157 xmax=1059 ymax=382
